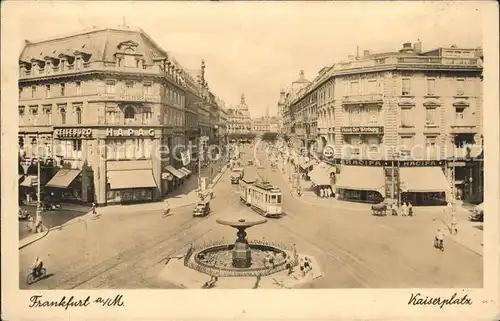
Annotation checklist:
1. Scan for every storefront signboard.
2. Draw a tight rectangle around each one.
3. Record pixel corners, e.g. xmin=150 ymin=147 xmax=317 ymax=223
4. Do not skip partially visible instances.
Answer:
xmin=343 ymin=159 xmax=445 ymax=167
xmin=106 ymin=128 xmax=155 ymax=137
xmin=340 ymin=126 xmax=384 ymax=134
xmin=54 ymin=128 xmax=92 ymax=138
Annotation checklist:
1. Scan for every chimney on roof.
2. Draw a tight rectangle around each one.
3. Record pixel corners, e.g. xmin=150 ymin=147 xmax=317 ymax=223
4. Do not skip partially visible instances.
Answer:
xmin=399 ymin=42 xmax=414 ymax=53
xmin=413 ymin=39 xmax=422 ymax=54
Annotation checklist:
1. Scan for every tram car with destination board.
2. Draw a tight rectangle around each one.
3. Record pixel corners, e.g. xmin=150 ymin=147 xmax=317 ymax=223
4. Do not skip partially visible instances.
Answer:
xmin=239 ymin=178 xmax=283 ymax=218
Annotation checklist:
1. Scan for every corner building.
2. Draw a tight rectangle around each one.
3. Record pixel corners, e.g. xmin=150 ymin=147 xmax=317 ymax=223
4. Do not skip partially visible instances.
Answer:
xmin=18 ymin=27 xmax=219 ymax=205
xmin=282 ymin=42 xmax=483 ymax=205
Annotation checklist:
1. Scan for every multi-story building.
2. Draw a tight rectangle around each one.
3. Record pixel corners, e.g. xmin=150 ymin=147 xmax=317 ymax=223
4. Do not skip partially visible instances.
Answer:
xmin=281 ymin=41 xmax=483 ymax=205
xmin=217 ymin=105 xmax=228 ymax=142
xmin=18 ymin=26 xmax=225 ymax=206
xmin=269 ymin=116 xmax=279 ymax=132
xmin=278 ymin=71 xmax=311 ymax=151
xmin=251 ymin=117 xmax=270 ymax=134
xmin=227 ymin=94 xmax=252 ymax=137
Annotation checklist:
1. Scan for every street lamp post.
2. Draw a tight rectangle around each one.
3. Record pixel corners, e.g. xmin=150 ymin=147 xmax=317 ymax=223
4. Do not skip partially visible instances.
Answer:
xmin=35 ymin=158 xmax=42 ymax=232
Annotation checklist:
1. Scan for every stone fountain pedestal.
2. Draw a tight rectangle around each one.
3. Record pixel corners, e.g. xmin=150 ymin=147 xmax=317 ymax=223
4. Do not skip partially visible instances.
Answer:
xmin=216 ymin=218 xmax=267 ymax=269
xmin=233 ymin=228 xmax=251 ymax=268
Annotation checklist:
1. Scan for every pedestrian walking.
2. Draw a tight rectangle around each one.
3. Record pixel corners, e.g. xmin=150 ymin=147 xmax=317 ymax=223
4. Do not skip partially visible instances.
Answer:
xmin=319 ymin=188 xmax=324 ymax=199
xmin=450 ymin=209 xmax=458 ymax=234
xmin=407 ymin=202 xmax=413 ymax=216
xmin=401 ymin=202 xmax=408 ymax=216
xmin=390 ymin=203 xmax=396 ymax=216
xmin=327 ymin=188 xmax=332 ymax=198
xmin=91 ymin=202 xmax=99 ymax=220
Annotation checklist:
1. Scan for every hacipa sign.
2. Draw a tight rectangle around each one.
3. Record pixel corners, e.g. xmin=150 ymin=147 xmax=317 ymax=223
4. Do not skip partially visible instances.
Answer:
xmin=343 ymin=159 xmax=445 ymax=167
xmin=54 ymin=128 xmax=92 ymax=138
xmin=340 ymin=126 xmax=384 ymax=134
xmin=106 ymin=128 xmax=155 ymax=137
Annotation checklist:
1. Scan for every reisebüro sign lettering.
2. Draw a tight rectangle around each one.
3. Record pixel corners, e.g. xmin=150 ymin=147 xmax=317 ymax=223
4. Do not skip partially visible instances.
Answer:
xmin=54 ymin=128 xmax=92 ymax=138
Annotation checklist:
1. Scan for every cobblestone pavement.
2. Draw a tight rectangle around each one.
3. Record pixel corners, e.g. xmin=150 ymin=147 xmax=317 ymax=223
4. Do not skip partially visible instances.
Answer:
xmin=19 ymin=147 xmax=482 ymax=289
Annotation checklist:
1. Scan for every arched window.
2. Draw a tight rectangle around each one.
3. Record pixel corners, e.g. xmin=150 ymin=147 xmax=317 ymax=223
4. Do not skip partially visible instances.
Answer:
xmin=124 ymin=106 xmax=135 ymax=120
xmin=60 ymin=108 xmax=66 ymax=124
xmin=75 ymin=107 xmax=82 ymax=124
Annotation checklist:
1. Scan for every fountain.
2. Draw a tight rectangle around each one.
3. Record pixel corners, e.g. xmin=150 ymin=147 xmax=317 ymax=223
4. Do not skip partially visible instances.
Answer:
xmin=216 ymin=218 xmax=266 ymax=268
xmin=160 ymin=215 xmax=323 ymax=288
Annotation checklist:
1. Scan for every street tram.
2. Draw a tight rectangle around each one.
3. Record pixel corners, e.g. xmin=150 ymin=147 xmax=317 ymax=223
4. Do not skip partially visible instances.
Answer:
xmin=239 ymin=177 xmax=283 ymax=218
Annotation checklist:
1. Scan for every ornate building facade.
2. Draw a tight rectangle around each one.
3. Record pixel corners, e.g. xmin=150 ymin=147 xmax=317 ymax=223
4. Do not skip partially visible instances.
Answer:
xmin=227 ymin=94 xmax=252 ymax=137
xmin=279 ymin=42 xmax=483 ymax=205
xmin=18 ymin=26 xmax=226 ymax=205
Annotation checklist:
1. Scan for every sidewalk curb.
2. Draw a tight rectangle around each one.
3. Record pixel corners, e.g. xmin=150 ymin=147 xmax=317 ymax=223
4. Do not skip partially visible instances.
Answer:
xmin=443 ymin=233 xmax=483 ymax=256
xmin=19 ymin=228 xmax=50 ymax=250
xmin=18 ymin=163 xmax=230 ymax=250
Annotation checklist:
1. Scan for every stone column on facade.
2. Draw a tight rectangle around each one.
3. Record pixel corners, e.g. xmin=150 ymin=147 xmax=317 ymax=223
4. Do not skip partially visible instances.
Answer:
xmin=150 ymin=134 xmax=161 ymax=200
xmin=95 ymin=137 xmax=107 ymax=205
xmin=81 ymin=139 xmax=89 ymax=203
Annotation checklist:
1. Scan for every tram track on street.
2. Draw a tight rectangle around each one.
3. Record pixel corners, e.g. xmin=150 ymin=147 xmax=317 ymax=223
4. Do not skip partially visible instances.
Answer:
xmin=47 ymin=214 xmax=205 ymax=289
xmin=48 ymin=176 xmax=237 ymax=290
xmin=260 ymin=153 xmax=446 ymax=287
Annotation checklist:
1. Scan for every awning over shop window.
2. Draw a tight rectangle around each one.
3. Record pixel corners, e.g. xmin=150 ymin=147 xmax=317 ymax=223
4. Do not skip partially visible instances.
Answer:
xmin=179 ymin=167 xmax=192 ymax=176
xmin=309 ymin=162 xmax=335 ymax=186
xmin=107 ymin=169 xmax=157 ymax=190
xmin=165 ymin=165 xmax=186 ymax=179
xmin=301 ymin=160 xmax=317 ymax=169
xmin=45 ymin=169 xmax=81 ymax=188
xmin=399 ymin=167 xmax=449 ymax=193
xmin=335 ymin=166 xmax=385 ymax=195
xmin=20 ymin=175 xmax=37 ymax=187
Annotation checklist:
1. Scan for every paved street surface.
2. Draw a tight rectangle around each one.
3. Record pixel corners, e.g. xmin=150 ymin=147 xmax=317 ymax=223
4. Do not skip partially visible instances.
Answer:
xmin=19 ymin=146 xmax=482 ymax=289
xmin=18 ymin=204 xmax=89 ymax=240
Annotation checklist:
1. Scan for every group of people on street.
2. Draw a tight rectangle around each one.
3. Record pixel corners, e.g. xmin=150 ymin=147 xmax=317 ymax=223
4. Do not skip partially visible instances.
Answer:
xmin=390 ymin=201 xmax=414 ymax=216
xmin=318 ymin=186 xmax=334 ymax=199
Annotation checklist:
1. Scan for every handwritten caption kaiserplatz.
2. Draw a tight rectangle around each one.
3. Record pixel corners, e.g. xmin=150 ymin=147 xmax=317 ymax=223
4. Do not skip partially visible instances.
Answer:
xmin=29 ymin=295 xmax=124 ymax=310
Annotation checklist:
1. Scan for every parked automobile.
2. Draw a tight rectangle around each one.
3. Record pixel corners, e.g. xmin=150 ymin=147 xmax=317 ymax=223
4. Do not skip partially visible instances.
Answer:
xmin=468 ymin=203 xmax=484 ymax=222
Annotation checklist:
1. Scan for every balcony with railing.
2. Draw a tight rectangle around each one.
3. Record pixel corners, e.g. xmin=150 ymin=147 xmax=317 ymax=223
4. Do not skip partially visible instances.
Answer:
xmin=331 ymin=55 xmax=481 ymax=73
xmin=450 ymin=121 xmax=477 ymax=134
xmin=341 ymin=94 xmax=384 ymax=105
xmin=19 ymin=61 xmax=190 ymax=88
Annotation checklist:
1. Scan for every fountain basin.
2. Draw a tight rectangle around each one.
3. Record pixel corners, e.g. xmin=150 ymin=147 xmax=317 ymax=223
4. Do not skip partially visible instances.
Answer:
xmin=186 ymin=241 xmax=293 ymax=277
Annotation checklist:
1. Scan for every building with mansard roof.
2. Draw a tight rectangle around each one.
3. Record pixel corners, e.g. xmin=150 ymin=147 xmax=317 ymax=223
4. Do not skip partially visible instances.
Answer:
xmin=18 ymin=25 xmax=225 ymax=206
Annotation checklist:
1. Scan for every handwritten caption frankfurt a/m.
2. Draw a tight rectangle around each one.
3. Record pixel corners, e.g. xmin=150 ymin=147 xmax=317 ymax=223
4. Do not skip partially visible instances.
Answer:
xmin=29 ymin=295 xmax=124 ymax=310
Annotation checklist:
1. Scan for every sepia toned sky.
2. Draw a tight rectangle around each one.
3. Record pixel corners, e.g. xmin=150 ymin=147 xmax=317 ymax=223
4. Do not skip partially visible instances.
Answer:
xmin=12 ymin=1 xmax=484 ymax=117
